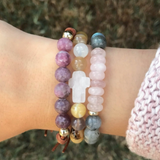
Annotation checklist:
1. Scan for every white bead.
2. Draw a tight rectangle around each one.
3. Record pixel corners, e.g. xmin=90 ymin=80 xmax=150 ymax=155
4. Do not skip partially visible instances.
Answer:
xmin=73 ymin=43 xmax=89 ymax=58
xmin=90 ymin=62 xmax=106 ymax=72
xmin=69 ymin=71 xmax=90 ymax=103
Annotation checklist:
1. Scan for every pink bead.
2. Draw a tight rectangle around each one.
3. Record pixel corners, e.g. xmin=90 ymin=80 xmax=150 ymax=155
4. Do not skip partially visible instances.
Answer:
xmin=57 ymin=38 xmax=73 ymax=52
xmin=90 ymin=55 xmax=106 ymax=64
xmin=88 ymin=95 xmax=104 ymax=104
xmin=87 ymin=103 xmax=103 ymax=112
xmin=90 ymin=62 xmax=106 ymax=72
xmin=91 ymin=48 xmax=106 ymax=57
xmin=91 ymin=80 xmax=106 ymax=88
xmin=88 ymin=87 xmax=104 ymax=96
xmin=89 ymin=71 xmax=105 ymax=80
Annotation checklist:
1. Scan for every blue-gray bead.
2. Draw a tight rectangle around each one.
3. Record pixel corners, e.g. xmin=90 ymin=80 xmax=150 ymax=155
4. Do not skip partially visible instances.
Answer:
xmin=85 ymin=116 xmax=101 ymax=130
xmin=91 ymin=32 xmax=106 ymax=49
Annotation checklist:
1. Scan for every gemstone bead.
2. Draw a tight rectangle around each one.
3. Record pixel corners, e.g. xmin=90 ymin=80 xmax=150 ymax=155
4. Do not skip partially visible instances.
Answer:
xmin=89 ymin=71 xmax=105 ymax=80
xmin=90 ymin=80 xmax=106 ymax=88
xmin=55 ymin=114 xmax=71 ymax=129
xmin=55 ymin=67 xmax=71 ymax=82
xmin=90 ymin=55 xmax=106 ymax=64
xmin=84 ymin=128 xmax=100 ymax=144
xmin=71 ymin=103 xmax=86 ymax=118
xmin=91 ymin=33 xmax=106 ymax=49
xmin=71 ymin=117 xmax=86 ymax=131
xmin=73 ymin=31 xmax=88 ymax=45
xmin=54 ymin=82 xmax=70 ymax=98
xmin=70 ymin=129 xmax=84 ymax=144
xmin=88 ymin=95 xmax=104 ymax=104
xmin=88 ymin=87 xmax=104 ymax=96
xmin=73 ymin=43 xmax=89 ymax=58
xmin=85 ymin=116 xmax=101 ymax=130
xmin=90 ymin=62 xmax=107 ymax=72
xmin=56 ymin=51 xmax=71 ymax=67
xmin=57 ymin=38 xmax=73 ymax=52
xmin=90 ymin=48 xmax=106 ymax=57
xmin=55 ymin=99 xmax=71 ymax=114
xmin=87 ymin=103 xmax=103 ymax=112
xmin=71 ymin=57 xmax=87 ymax=71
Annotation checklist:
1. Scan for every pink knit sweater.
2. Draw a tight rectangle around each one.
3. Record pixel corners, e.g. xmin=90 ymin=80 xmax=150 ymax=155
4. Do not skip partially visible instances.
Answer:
xmin=126 ymin=47 xmax=160 ymax=160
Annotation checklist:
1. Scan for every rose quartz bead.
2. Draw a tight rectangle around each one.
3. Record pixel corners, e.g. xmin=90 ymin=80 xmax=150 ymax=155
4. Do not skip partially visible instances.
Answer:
xmin=88 ymin=95 xmax=104 ymax=104
xmin=89 ymin=71 xmax=105 ymax=80
xmin=91 ymin=80 xmax=106 ymax=88
xmin=87 ymin=103 xmax=103 ymax=112
xmin=90 ymin=55 xmax=106 ymax=64
xmin=91 ymin=48 xmax=106 ymax=57
xmin=88 ymin=87 xmax=104 ymax=96
xmin=90 ymin=62 xmax=106 ymax=72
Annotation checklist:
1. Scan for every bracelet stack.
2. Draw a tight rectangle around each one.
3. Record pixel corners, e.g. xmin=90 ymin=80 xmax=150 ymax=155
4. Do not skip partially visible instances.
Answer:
xmin=84 ymin=33 xmax=107 ymax=144
xmin=69 ymin=31 xmax=90 ymax=143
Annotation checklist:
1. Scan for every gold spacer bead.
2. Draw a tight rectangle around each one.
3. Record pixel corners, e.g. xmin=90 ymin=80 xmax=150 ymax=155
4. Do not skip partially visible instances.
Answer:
xmin=62 ymin=31 xmax=74 ymax=40
xmin=88 ymin=111 xmax=99 ymax=116
xmin=59 ymin=128 xmax=70 ymax=137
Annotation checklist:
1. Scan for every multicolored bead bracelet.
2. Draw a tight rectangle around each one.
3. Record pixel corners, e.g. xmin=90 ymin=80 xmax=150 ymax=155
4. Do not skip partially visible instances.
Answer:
xmin=84 ymin=33 xmax=107 ymax=144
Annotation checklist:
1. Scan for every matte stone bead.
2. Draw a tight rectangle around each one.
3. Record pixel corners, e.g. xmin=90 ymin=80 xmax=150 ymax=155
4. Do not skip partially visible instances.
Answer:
xmin=55 ymin=67 xmax=71 ymax=82
xmin=55 ymin=114 xmax=71 ymax=129
xmin=90 ymin=80 xmax=106 ymax=88
xmin=57 ymin=38 xmax=73 ymax=52
xmin=56 ymin=51 xmax=71 ymax=67
xmin=54 ymin=82 xmax=70 ymax=98
xmin=90 ymin=55 xmax=106 ymax=64
xmin=71 ymin=103 xmax=86 ymax=118
xmin=84 ymin=128 xmax=100 ymax=144
xmin=90 ymin=62 xmax=106 ymax=72
xmin=71 ymin=117 xmax=86 ymax=131
xmin=85 ymin=116 xmax=101 ymax=130
xmin=88 ymin=95 xmax=104 ymax=104
xmin=91 ymin=33 xmax=106 ymax=49
xmin=91 ymin=48 xmax=106 ymax=57
xmin=71 ymin=57 xmax=87 ymax=71
xmin=55 ymin=99 xmax=71 ymax=114
xmin=88 ymin=87 xmax=104 ymax=96
xmin=87 ymin=103 xmax=103 ymax=112
xmin=73 ymin=31 xmax=88 ymax=45
xmin=89 ymin=71 xmax=105 ymax=80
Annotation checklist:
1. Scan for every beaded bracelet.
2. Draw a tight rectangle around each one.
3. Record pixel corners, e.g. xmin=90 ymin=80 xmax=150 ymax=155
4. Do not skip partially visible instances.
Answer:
xmin=69 ymin=32 xmax=90 ymax=143
xmin=84 ymin=33 xmax=107 ymax=144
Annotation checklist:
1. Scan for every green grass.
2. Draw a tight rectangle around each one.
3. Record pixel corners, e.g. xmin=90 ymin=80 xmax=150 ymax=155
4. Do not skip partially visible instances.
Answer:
xmin=0 ymin=0 xmax=160 ymax=159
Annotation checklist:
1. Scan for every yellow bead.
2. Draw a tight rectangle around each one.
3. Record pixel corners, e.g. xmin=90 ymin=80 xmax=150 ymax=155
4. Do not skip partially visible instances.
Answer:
xmin=71 ymin=57 xmax=87 ymax=71
xmin=70 ymin=129 xmax=84 ymax=144
xmin=59 ymin=128 xmax=69 ymax=137
xmin=73 ymin=31 xmax=88 ymax=45
xmin=71 ymin=103 xmax=86 ymax=118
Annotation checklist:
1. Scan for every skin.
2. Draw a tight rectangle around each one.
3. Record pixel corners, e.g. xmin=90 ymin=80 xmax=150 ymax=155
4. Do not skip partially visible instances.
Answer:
xmin=0 ymin=20 xmax=156 ymax=142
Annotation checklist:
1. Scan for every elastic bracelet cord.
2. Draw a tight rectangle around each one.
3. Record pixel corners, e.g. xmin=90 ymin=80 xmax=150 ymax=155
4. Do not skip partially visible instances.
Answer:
xmin=84 ymin=33 xmax=107 ymax=144
xmin=69 ymin=32 xmax=90 ymax=143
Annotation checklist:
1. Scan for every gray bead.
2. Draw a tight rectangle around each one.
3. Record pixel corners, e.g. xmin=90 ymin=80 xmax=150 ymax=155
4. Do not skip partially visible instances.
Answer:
xmin=84 ymin=128 xmax=100 ymax=144
xmin=71 ymin=117 xmax=86 ymax=131
xmin=91 ymin=32 xmax=106 ymax=49
xmin=85 ymin=116 xmax=101 ymax=130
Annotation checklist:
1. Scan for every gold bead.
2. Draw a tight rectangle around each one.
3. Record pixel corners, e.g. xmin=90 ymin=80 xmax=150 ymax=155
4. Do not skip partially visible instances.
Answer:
xmin=62 ymin=31 xmax=74 ymax=40
xmin=70 ymin=128 xmax=84 ymax=144
xmin=88 ymin=111 xmax=99 ymax=116
xmin=59 ymin=128 xmax=69 ymax=137
xmin=73 ymin=31 xmax=88 ymax=45
xmin=71 ymin=103 xmax=86 ymax=118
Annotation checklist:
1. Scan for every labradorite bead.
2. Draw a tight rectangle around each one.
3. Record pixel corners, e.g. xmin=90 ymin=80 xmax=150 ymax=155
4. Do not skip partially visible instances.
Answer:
xmin=85 ymin=116 xmax=101 ymax=130
xmin=91 ymin=32 xmax=106 ymax=49
xmin=84 ymin=128 xmax=100 ymax=144
xmin=71 ymin=117 xmax=86 ymax=131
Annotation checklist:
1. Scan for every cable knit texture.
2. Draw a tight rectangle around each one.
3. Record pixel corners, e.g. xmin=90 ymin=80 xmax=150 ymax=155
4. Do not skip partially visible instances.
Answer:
xmin=126 ymin=47 xmax=160 ymax=160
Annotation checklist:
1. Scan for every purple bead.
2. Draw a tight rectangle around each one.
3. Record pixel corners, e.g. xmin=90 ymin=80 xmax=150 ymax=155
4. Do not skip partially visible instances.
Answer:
xmin=55 ymin=67 xmax=71 ymax=82
xmin=56 ymin=51 xmax=71 ymax=67
xmin=55 ymin=99 xmax=71 ymax=114
xmin=55 ymin=114 xmax=71 ymax=128
xmin=54 ymin=82 xmax=70 ymax=98
xmin=57 ymin=38 xmax=73 ymax=52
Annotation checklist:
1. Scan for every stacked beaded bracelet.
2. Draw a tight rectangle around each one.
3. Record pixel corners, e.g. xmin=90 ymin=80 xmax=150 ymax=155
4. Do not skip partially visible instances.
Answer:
xmin=84 ymin=33 xmax=107 ymax=144
xmin=69 ymin=32 xmax=90 ymax=143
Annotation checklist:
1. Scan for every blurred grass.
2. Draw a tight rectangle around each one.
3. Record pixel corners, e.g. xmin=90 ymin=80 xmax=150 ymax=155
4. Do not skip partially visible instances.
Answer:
xmin=0 ymin=0 xmax=160 ymax=159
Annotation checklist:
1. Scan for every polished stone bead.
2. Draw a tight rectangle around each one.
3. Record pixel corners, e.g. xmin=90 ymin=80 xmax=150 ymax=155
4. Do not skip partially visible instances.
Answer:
xmin=70 ymin=129 xmax=84 ymax=144
xmin=56 ymin=51 xmax=71 ymax=67
xmin=90 ymin=55 xmax=106 ymax=64
xmin=85 ymin=116 xmax=101 ymax=130
xmin=88 ymin=87 xmax=104 ymax=96
xmin=55 ymin=67 xmax=71 ymax=82
xmin=84 ymin=128 xmax=100 ymax=144
xmin=91 ymin=33 xmax=106 ymax=49
xmin=89 ymin=71 xmax=105 ymax=80
xmin=87 ymin=103 xmax=103 ymax=112
xmin=55 ymin=99 xmax=71 ymax=114
xmin=71 ymin=57 xmax=87 ymax=71
xmin=54 ymin=82 xmax=70 ymax=98
xmin=71 ymin=117 xmax=86 ymax=131
xmin=90 ymin=80 xmax=106 ymax=88
xmin=73 ymin=43 xmax=89 ymax=58
xmin=55 ymin=114 xmax=71 ymax=128
xmin=73 ymin=31 xmax=88 ymax=45
xmin=88 ymin=95 xmax=104 ymax=104
xmin=90 ymin=62 xmax=106 ymax=72
xmin=57 ymin=38 xmax=73 ymax=52
xmin=90 ymin=48 xmax=106 ymax=57
xmin=71 ymin=103 xmax=86 ymax=118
